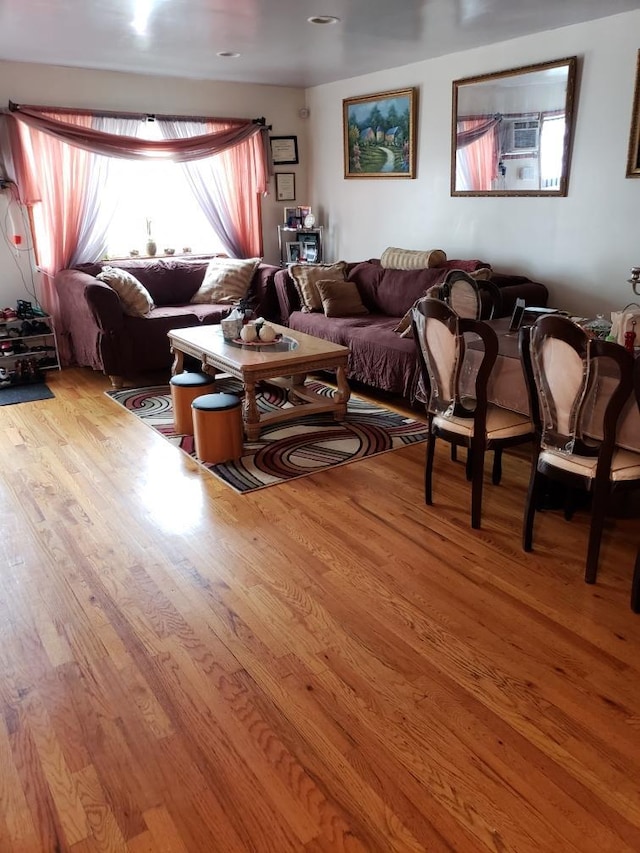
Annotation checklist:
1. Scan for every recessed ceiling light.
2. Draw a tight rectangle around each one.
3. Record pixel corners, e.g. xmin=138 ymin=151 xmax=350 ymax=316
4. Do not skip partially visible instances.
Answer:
xmin=307 ymin=15 xmax=340 ymax=25
xmin=217 ymin=51 xmax=240 ymax=59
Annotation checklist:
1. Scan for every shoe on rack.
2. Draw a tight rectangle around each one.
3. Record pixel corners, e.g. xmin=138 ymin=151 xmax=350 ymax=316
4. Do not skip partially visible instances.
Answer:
xmin=1 ymin=341 xmax=14 ymax=356
xmin=30 ymin=321 xmax=51 ymax=335
xmin=16 ymin=300 xmax=35 ymax=320
xmin=3 ymin=308 xmax=18 ymax=321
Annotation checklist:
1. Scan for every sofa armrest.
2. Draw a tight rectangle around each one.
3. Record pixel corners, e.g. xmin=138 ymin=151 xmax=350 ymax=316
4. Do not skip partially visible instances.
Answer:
xmin=55 ymin=268 xmax=125 ymax=371
xmin=249 ymin=263 xmax=281 ymax=322
xmin=274 ymin=268 xmax=302 ymax=326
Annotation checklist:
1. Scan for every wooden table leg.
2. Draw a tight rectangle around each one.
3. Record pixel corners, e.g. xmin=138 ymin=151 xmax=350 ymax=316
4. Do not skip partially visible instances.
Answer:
xmin=170 ymin=347 xmax=184 ymax=376
xmin=333 ymin=365 xmax=351 ymax=421
xmin=243 ymin=380 xmax=261 ymax=440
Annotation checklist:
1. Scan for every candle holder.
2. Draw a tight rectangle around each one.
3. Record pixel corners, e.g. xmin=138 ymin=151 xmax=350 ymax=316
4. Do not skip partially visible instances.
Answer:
xmin=628 ymin=266 xmax=640 ymax=296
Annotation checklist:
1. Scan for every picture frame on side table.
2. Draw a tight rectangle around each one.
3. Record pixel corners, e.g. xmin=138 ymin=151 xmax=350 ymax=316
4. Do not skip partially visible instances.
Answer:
xmin=283 ymin=206 xmax=298 ymax=226
xmin=286 ymin=242 xmax=302 ymax=263
xmin=343 ymin=87 xmax=417 ymax=179
xmin=275 ymin=172 xmax=296 ymax=201
xmin=302 ymin=242 xmax=318 ymax=263
xmin=627 ymin=49 xmax=640 ymax=177
xmin=270 ymin=135 xmax=299 ymax=165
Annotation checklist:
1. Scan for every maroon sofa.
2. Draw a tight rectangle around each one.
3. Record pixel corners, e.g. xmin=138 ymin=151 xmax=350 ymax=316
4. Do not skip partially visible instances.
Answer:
xmin=55 ymin=255 xmax=280 ymax=387
xmin=274 ymin=258 xmax=548 ymax=399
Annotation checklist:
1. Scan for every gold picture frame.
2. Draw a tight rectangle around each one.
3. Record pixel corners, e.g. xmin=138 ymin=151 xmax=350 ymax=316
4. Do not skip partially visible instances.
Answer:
xmin=627 ymin=50 xmax=640 ymax=178
xmin=343 ymin=87 xmax=417 ymax=179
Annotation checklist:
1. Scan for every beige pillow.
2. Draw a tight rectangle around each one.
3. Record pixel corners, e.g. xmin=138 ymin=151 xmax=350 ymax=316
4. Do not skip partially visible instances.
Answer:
xmin=316 ymin=279 xmax=369 ymax=318
xmin=96 ymin=266 xmax=154 ymax=317
xmin=380 ymin=247 xmax=447 ymax=270
xmin=191 ymin=257 xmax=261 ymax=304
xmin=290 ymin=262 xmax=347 ymax=312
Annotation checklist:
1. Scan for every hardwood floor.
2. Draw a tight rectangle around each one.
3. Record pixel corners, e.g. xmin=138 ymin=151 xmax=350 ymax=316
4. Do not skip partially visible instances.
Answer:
xmin=0 ymin=367 xmax=639 ymax=852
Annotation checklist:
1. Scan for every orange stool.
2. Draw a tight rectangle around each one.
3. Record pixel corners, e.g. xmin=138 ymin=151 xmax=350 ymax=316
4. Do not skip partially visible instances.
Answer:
xmin=170 ymin=372 xmax=216 ymax=434
xmin=192 ymin=393 xmax=244 ymax=464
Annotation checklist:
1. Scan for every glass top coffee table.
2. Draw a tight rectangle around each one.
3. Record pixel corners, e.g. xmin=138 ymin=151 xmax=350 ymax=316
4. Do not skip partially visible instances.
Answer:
xmin=168 ymin=323 xmax=351 ymax=440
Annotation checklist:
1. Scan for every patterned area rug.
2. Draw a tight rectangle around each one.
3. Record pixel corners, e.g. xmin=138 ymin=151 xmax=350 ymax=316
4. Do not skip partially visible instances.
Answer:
xmin=106 ymin=379 xmax=428 ymax=493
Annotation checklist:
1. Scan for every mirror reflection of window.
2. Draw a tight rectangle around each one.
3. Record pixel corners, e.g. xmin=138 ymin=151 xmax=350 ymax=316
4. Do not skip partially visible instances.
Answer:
xmin=451 ymin=58 xmax=577 ymax=197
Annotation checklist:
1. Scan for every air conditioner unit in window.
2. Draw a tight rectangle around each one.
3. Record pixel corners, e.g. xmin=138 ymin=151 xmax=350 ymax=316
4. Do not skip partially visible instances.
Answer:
xmin=505 ymin=119 xmax=540 ymax=153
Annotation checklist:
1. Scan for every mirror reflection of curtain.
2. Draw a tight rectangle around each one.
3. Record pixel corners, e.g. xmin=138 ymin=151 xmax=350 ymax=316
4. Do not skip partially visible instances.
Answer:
xmin=456 ymin=119 xmax=500 ymax=191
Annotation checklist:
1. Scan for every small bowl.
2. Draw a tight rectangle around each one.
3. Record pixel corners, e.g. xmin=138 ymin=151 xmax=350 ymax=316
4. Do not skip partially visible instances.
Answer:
xmin=129 ymin=249 xmax=140 ymax=257
xmin=164 ymin=248 xmax=175 ymax=255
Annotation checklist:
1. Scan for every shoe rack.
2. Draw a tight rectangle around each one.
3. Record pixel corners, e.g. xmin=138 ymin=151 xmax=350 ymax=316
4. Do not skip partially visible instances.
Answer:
xmin=0 ymin=314 xmax=61 ymax=388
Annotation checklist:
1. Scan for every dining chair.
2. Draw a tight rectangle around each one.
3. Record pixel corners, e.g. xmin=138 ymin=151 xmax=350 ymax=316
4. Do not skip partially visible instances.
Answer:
xmin=519 ymin=316 xmax=640 ymax=587
xmin=439 ymin=269 xmax=502 ymax=320
xmin=411 ymin=297 xmax=533 ymax=529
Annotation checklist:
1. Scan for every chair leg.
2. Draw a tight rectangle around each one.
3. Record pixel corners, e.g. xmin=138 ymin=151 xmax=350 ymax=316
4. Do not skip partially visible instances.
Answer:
xmin=631 ymin=548 xmax=640 ymax=613
xmin=523 ymin=462 xmax=542 ymax=552
xmin=492 ymin=447 xmax=503 ymax=485
xmin=563 ymin=487 xmax=577 ymax=521
xmin=425 ymin=433 xmax=436 ymax=506
xmin=585 ymin=482 xmax=609 ymax=584
xmin=451 ymin=445 xmax=457 ymax=462
xmin=470 ymin=444 xmax=486 ymax=529
xmin=465 ymin=447 xmax=473 ymax=482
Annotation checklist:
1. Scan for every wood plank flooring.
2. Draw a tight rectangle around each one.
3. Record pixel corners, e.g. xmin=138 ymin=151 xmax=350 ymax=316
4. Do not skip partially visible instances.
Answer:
xmin=0 ymin=367 xmax=638 ymax=852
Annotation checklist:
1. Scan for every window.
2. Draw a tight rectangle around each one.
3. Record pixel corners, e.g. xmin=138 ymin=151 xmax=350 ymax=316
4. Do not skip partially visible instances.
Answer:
xmin=102 ymin=121 xmax=224 ymax=258
xmin=540 ymin=115 xmax=566 ymax=189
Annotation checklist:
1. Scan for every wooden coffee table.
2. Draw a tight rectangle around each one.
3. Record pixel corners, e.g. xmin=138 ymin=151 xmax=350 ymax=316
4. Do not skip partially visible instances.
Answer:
xmin=168 ymin=323 xmax=351 ymax=440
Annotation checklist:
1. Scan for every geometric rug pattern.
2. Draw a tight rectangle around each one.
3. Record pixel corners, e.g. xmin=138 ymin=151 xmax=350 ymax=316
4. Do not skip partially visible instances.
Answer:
xmin=106 ymin=378 xmax=428 ymax=493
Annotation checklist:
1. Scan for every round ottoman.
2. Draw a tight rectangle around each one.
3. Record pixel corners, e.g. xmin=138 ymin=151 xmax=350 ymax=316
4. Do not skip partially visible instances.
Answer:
xmin=192 ymin=393 xmax=244 ymax=464
xmin=170 ymin=372 xmax=216 ymax=435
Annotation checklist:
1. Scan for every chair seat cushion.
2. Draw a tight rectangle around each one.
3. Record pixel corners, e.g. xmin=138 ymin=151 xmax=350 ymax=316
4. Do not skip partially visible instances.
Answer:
xmin=433 ymin=404 xmax=532 ymax=439
xmin=539 ymin=447 xmax=640 ymax=481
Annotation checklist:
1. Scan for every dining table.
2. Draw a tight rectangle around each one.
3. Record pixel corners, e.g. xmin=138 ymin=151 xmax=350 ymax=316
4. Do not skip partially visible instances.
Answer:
xmin=463 ymin=317 xmax=640 ymax=453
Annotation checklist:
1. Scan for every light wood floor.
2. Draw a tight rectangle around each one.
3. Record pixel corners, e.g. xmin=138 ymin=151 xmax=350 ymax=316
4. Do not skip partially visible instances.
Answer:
xmin=1 ymin=367 xmax=639 ymax=853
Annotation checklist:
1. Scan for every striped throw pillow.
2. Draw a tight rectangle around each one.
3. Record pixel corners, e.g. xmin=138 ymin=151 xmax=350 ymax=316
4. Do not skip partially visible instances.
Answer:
xmin=290 ymin=262 xmax=347 ymax=312
xmin=96 ymin=266 xmax=154 ymax=317
xmin=380 ymin=247 xmax=447 ymax=270
xmin=191 ymin=257 xmax=261 ymax=304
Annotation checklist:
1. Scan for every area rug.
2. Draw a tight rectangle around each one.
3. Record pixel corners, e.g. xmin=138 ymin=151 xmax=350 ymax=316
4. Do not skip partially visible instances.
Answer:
xmin=0 ymin=382 xmax=54 ymax=406
xmin=106 ymin=379 xmax=428 ymax=493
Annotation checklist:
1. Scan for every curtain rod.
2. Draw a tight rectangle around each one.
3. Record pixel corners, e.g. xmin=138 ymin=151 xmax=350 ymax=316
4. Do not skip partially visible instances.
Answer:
xmin=7 ymin=101 xmax=271 ymax=129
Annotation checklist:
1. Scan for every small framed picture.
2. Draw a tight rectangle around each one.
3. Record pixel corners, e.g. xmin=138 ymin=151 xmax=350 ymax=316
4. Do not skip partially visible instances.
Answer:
xmin=297 ymin=205 xmax=311 ymax=221
xmin=275 ymin=172 xmax=296 ymax=201
xmin=270 ymin=135 xmax=299 ymax=165
xmin=286 ymin=242 xmax=302 ymax=263
xmin=302 ymin=242 xmax=318 ymax=263
xmin=283 ymin=206 xmax=298 ymax=226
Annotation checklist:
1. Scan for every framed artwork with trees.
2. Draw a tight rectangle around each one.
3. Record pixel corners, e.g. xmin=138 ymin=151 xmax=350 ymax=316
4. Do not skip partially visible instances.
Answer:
xmin=343 ymin=87 xmax=417 ymax=179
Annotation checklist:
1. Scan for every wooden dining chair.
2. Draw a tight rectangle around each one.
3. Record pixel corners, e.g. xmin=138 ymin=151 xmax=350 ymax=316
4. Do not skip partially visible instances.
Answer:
xmin=411 ymin=297 xmax=533 ymax=529
xmin=519 ymin=316 xmax=640 ymax=587
xmin=439 ymin=269 xmax=502 ymax=320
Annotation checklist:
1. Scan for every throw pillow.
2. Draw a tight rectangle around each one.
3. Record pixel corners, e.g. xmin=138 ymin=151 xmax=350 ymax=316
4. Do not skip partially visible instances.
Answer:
xmin=380 ymin=247 xmax=447 ymax=270
xmin=191 ymin=257 xmax=261 ymax=304
xmin=96 ymin=266 xmax=154 ymax=317
xmin=290 ymin=262 xmax=347 ymax=312
xmin=316 ymin=279 xmax=369 ymax=318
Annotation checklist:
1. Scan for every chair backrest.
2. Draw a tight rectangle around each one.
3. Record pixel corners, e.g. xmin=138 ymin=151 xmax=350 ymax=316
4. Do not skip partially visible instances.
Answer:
xmin=439 ymin=269 xmax=502 ymax=320
xmin=412 ymin=297 xmax=498 ymax=422
xmin=520 ymin=315 xmax=633 ymax=459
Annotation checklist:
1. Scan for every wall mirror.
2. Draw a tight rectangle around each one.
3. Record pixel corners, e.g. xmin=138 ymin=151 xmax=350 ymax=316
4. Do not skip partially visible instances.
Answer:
xmin=451 ymin=56 xmax=578 ymax=197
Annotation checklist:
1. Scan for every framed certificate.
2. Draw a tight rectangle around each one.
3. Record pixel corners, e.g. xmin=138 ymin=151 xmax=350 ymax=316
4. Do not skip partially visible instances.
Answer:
xmin=270 ymin=135 xmax=299 ymax=165
xmin=275 ymin=172 xmax=296 ymax=201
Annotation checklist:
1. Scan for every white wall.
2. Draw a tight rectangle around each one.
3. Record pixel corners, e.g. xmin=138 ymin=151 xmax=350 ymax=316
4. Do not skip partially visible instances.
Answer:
xmin=0 ymin=61 xmax=307 ymax=307
xmin=306 ymin=11 xmax=640 ymax=317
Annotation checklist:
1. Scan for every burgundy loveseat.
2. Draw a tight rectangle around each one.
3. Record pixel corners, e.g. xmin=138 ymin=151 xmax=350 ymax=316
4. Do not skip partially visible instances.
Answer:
xmin=55 ymin=255 xmax=280 ymax=387
xmin=274 ymin=258 xmax=548 ymax=399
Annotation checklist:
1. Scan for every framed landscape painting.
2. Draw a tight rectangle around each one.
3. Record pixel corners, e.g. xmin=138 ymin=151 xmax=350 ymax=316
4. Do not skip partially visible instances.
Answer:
xmin=343 ymin=87 xmax=417 ymax=179
xmin=627 ymin=49 xmax=640 ymax=177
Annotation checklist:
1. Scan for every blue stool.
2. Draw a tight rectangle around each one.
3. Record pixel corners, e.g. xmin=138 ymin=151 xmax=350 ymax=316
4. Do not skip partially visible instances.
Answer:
xmin=192 ymin=393 xmax=244 ymax=463
xmin=169 ymin=372 xmax=216 ymax=434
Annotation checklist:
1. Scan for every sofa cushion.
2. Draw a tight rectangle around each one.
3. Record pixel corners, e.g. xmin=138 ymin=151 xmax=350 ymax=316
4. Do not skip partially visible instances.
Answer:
xmin=316 ymin=279 xmax=369 ymax=317
xmin=191 ymin=257 xmax=261 ymax=304
xmin=96 ymin=266 xmax=154 ymax=317
xmin=290 ymin=262 xmax=347 ymax=312
xmin=380 ymin=247 xmax=447 ymax=270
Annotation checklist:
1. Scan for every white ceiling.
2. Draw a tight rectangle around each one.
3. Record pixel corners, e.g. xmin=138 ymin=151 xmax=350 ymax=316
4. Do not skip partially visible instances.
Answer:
xmin=1 ymin=0 xmax=639 ymax=88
